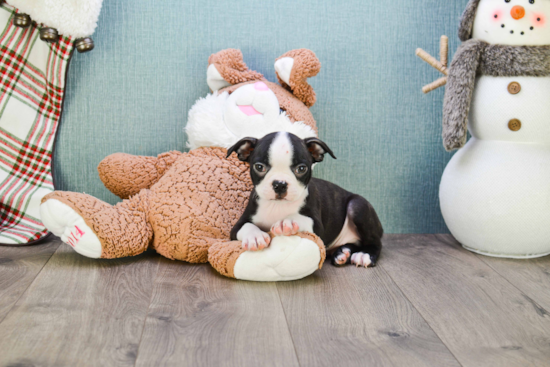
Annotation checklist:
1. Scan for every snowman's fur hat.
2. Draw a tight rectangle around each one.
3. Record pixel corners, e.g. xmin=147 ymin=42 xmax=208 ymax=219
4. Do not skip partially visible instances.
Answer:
xmin=459 ymin=0 xmax=482 ymax=42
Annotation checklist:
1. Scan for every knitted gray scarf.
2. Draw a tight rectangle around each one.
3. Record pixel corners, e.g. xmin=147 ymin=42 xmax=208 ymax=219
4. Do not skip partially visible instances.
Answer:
xmin=442 ymin=41 xmax=550 ymax=151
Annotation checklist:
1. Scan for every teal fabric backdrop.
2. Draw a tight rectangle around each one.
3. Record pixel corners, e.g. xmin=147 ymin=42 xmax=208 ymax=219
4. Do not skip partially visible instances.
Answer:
xmin=55 ymin=0 xmax=469 ymax=234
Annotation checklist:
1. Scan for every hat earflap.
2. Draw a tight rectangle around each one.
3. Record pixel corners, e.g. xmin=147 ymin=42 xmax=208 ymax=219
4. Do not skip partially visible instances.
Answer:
xmin=459 ymin=0 xmax=482 ymax=42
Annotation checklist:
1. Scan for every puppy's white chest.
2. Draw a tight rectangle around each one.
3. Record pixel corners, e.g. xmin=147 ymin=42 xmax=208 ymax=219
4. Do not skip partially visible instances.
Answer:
xmin=252 ymin=198 xmax=310 ymax=232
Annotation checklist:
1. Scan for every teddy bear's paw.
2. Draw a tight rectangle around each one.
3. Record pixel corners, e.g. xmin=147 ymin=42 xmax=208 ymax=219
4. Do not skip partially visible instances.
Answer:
xmin=40 ymin=199 xmax=102 ymax=258
xmin=233 ymin=235 xmax=321 ymax=282
xmin=351 ymin=252 xmax=373 ymax=268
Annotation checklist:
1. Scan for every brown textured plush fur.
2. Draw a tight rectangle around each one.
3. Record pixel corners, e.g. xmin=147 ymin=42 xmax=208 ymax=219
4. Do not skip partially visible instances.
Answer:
xmin=208 ymin=49 xmax=264 ymax=87
xmin=98 ymin=151 xmax=184 ymax=199
xmin=45 ymin=147 xmax=253 ymax=262
xmin=443 ymin=40 xmax=550 ymax=151
xmin=276 ymin=49 xmax=321 ymax=107
xmin=42 ymin=49 xmax=322 ymax=274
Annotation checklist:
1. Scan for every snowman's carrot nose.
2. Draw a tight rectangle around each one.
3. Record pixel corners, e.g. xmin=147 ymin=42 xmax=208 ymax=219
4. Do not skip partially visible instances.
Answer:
xmin=511 ymin=5 xmax=525 ymax=20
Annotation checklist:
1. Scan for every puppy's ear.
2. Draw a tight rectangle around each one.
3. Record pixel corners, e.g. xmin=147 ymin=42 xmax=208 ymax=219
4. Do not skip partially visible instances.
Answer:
xmin=227 ymin=138 xmax=258 ymax=162
xmin=304 ymin=138 xmax=336 ymax=163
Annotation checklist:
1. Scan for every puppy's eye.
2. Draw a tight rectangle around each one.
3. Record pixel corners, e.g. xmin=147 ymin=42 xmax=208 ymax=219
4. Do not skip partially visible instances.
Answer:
xmin=294 ymin=164 xmax=308 ymax=176
xmin=253 ymin=163 xmax=268 ymax=174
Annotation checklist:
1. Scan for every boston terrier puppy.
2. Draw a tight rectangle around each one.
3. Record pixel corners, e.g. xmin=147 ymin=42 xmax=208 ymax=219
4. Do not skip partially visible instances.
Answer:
xmin=227 ymin=132 xmax=383 ymax=268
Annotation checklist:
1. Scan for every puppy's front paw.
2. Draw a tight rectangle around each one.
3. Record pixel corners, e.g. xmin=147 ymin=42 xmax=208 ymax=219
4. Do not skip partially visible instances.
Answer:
xmin=271 ymin=219 xmax=300 ymax=236
xmin=351 ymin=252 xmax=374 ymax=268
xmin=243 ymin=232 xmax=271 ymax=251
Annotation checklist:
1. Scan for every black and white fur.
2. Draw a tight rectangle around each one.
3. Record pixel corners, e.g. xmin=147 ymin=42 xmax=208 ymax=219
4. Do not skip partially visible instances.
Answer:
xmin=227 ymin=132 xmax=383 ymax=268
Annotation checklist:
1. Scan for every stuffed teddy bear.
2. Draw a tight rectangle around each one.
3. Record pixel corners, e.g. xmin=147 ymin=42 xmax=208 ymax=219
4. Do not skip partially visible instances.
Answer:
xmin=40 ymin=48 xmax=327 ymax=281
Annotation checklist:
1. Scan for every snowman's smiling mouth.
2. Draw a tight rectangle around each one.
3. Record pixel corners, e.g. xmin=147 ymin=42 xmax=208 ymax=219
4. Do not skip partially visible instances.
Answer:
xmin=496 ymin=23 xmax=535 ymax=36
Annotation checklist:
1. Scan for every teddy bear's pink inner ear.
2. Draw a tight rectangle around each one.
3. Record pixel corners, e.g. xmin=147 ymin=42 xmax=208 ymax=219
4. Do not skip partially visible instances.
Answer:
xmin=274 ymin=49 xmax=321 ymax=108
xmin=207 ymin=64 xmax=231 ymax=92
xmin=207 ymin=49 xmax=263 ymax=92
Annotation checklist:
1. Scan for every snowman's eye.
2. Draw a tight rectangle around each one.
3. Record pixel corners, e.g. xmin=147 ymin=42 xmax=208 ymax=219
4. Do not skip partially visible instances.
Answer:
xmin=505 ymin=0 xmax=511 ymax=3
xmin=530 ymin=0 xmax=535 ymax=4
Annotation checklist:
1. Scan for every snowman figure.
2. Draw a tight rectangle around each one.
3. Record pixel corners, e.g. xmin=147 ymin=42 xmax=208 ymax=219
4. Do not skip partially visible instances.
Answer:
xmin=420 ymin=0 xmax=550 ymax=258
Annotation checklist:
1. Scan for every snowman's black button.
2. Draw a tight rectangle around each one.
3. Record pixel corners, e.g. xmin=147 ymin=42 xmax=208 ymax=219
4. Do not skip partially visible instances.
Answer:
xmin=508 ymin=119 xmax=522 ymax=132
xmin=508 ymin=82 xmax=521 ymax=94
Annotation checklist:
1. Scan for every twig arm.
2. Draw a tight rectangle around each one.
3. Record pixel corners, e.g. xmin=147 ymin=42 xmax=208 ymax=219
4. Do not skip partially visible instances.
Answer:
xmin=416 ymin=48 xmax=448 ymax=76
xmin=440 ymin=36 xmax=448 ymax=67
xmin=416 ymin=35 xmax=450 ymax=93
xmin=423 ymin=77 xmax=447 ymax=94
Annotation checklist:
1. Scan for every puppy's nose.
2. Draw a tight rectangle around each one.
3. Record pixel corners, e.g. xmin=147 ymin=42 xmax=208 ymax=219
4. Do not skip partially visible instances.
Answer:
xmin=511 ymin=5 xmax=525 ymax=20
xmin=272 ymin=181 xmax=288 ymax=194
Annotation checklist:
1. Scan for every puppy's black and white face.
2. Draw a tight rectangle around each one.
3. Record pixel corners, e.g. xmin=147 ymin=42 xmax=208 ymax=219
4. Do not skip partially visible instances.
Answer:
xmin=228 ymin=132 xmax=335 ymax=202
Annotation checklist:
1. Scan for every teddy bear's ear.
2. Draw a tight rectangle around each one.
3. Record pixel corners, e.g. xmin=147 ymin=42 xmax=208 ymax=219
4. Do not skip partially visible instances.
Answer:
xmin=275 ymin=49 xmax=321 ymax=107
xmin=207 ymin=49 xmax=264 ymax=92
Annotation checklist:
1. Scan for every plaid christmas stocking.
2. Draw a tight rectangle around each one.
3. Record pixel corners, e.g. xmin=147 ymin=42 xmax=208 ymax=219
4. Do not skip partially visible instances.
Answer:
xmin=0 ymin=1 xmax=102 ymax=245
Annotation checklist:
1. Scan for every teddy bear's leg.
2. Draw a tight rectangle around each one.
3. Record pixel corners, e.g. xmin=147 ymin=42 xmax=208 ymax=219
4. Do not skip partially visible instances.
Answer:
xmin=208 ymin=232 xmax=326 ymax=281
xmin=40 ymin=191 xmax=153 ymax=259
xmin=152 ymin=223 xmax=226 ymax=264
xmin=98 ymin=151 xmax=184 ymax=199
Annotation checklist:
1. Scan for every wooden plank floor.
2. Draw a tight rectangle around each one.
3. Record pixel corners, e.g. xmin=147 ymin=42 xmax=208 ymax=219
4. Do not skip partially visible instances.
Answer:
xmin=0 ymin=235 xmax=549 ymax=367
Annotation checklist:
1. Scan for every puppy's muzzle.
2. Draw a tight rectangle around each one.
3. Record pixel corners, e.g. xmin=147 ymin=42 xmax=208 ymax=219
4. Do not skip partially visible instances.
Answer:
xmin=272 ymin=180 xmax=288 ymax=199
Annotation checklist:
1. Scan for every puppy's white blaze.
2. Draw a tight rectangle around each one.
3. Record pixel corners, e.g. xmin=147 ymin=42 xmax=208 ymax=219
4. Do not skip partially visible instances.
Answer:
xmin=268 ymin=132 xmax=294 ymax=170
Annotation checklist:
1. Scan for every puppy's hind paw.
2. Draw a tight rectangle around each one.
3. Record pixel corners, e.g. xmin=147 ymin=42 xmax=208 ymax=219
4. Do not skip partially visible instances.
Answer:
xmin=331 ymin=247 xmax=351 ymax=266
xmin=351 ymin=252 xmax=374 ymax=268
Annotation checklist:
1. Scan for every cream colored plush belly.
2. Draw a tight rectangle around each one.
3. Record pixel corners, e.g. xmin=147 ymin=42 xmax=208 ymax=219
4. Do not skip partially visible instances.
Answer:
xmin=440 ymin=138 xmax=550 ymax=258
xmin=469 ymin=76 xmax=550 ymax=144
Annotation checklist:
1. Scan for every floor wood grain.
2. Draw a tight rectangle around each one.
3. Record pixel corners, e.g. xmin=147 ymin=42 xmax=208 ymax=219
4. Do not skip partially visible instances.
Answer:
xmin=135 ymin=259 xmax=299 ymax=367
xmin=1 ymin=235 xmax=550 ymax=367
xmin=382 ymin=234 xmax=550 ymax=367
xmin=276 ymin=264 xmax=461 ymax=367
xmin=0 ymin=241 xmax=160 ymax=367
xmin=475 ymin=253 xmax=550 ymax=312
xmin=0 ymin=239 xmax=59 ymax=323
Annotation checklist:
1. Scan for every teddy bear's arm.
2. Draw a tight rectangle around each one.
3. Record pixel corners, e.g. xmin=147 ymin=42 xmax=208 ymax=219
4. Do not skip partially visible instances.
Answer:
xmin=98 ymin=151 xmax=184 ymax=199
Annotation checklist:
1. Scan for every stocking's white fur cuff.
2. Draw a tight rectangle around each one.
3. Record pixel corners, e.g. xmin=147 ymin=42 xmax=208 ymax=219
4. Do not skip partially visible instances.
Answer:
xmin=9 ymin=0 xmax=103 ymax=38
